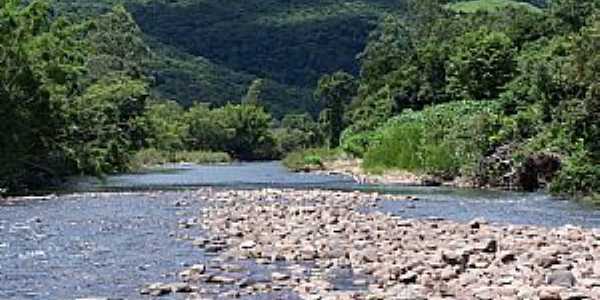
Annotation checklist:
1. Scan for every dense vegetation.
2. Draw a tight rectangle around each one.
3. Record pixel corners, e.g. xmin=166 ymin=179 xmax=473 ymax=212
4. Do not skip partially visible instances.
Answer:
xmin=324 ymin=0 xmax=600 ymax=200
xmin=0 ymin=0 xmax=325 ymax=193
xmin=5 ymin=0 xmax=600 ymax=201
xmin=47 ymin=0 xmax=416 ymax=118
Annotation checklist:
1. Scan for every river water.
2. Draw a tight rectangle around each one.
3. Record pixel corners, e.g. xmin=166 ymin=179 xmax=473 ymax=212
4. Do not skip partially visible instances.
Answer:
xmin=2 ymin=161 xmax=600 ymax=299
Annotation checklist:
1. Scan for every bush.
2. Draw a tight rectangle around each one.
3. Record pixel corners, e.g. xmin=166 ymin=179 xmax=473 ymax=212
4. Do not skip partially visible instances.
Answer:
xmin=340 ymin=129 xmax=382 ymax=158
xmin=550 ymin=151 xmax=600 ymax=198
xmin=282 ymin=148 xmax=343 ymax=172
xmin=363 ymin=101 xmax=500 ymax=178
xmin=130 ymin=148 xmax=231 ymax=170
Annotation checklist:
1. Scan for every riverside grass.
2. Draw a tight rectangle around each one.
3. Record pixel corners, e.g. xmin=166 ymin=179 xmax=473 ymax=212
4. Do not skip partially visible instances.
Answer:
xmin=130 ymin=148 xmax=231 ymax=170
xmin=282 ymin=148 xmax=345 ymax=172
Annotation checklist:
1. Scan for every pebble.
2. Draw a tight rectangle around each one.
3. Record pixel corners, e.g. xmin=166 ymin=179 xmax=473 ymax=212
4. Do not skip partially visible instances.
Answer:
xmin=145 ymin=189 xmax=599 ymax=299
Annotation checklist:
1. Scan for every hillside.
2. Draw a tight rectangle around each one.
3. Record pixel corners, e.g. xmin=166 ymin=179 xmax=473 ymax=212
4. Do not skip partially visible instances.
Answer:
xmin=53 ymin=0 xmax=546 ymax=117
xmin=52 ymin=0 xmax=410 ymax=117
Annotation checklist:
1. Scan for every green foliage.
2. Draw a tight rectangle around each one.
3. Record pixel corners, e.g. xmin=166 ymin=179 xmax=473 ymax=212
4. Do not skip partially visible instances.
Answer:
xmin=274 ymin=114 xmax=324 ymax=154
xmin=0 ymin=1 xmax=151 ymax=191
xmin=282 ymin=148 xmax=343 ymax=172
xmin=185 ymin=103 xmax=226 ymax=152
xmin=130 ymin=148 xmax=231 ymax=170
xmin=363 ymin=101 xmax=500 ymax=178
xmin=212 ymin=104 xmax=278 ymax=160
xmin=447 ymin=29 xmax=516 ymax=100
xmin=447 ymin=0 xmax=542 ymax=13
xmin=549 ymin=0 xmax=600 ymax=33
xmin=550 ymin=149 xmax=600 ymax=197
xmin=340 ymin=129 xmax=382 ymax=158
xmin=315 ymin=71 xmax=358 ymax=147
xmin=140 ymin=101 xmax=281 ymax=161
xmin=138 ymin=100 xmax=187 ymax=152
xmin=52 ymin=0 xmax=412 ymax=119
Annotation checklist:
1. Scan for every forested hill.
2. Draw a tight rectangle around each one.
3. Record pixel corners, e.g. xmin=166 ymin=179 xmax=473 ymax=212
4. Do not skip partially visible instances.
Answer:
xmin=51 ymin=0 xmax=410 ymax=117
xmin=52 ymin=0 xmax=544 ymax=117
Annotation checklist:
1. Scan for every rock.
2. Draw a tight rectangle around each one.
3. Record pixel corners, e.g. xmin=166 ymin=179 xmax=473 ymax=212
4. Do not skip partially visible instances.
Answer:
xmin=546 ymin=270 xmax=576 ymax=288
xmin=168 ymin=282 xmax=192 ymax=293
xmin=271 ymin=272 xmax=290 ymax=281
xmin=538 ymin=286 xmax=564 ymax=300
xmin=398 ymin=271 xmax=418 ymax=284
xmin=517 ymin=286 xmax=537 ymax=300
xmin=469 ymin=218 xmax=488 ymax=229
xmin=536 ymin=254 xmax=560 ymax=268
xmin=240 ymin=240 xmax=256 ymax=249
xmin=561 ymin=291 xmax=590 ymax=300
xmin=205 ymin=244 xmax=225 ymax=253
xmin=301 ymin=245 xmax=318 ymax=260
xmin=141 ymin=283 xmax=171 ymax=296
xmin=473 ymin=286 xmax=496 ymax=300
xmin=208 ymin=275 xmax=236 ymax=285
xmin=392 ymin=284 xmax=428 ymax=300
xmin=442 ymin=250 xmax=468 ymax=267
xmin=475 ymin=238 xmax=498 ymax=253
xmin=499 ymin=251 xmax=516 ymax=264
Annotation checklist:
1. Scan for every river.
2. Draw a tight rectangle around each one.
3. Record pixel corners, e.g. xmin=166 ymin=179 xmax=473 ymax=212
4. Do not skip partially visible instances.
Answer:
xmin=1 ymin=161 xmax=600 ymax=299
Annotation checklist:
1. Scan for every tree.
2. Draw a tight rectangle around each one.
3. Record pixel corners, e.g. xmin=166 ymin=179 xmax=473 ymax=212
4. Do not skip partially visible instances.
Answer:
xmin=86 ymin=5 xmax=151 ymax=81
xmin=139 ymin=100 xmax=187 ymax=152
xmin=315 ymin=72 xmax=358 ymax=148
xmin=185 ymin=103 xmax=227 ymax=151
xmin=215 ymin=104 xmax=277 ymax=160
xmin=0 ymin=0 xmax=87 ymax=189
xmin=242 ymin=79 xmax=265 ymax=105
xmin=275 ymin=114 xmax=324 ymax=153
xmin=549 ymin=0 xmax=600 ymax=33
xmin=447 ymin=29 xmax=516 ymax=100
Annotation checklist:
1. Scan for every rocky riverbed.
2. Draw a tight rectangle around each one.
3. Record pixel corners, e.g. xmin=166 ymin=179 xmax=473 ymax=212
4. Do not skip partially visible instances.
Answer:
xmin=146 ymin=189 xmax=600 ymax=299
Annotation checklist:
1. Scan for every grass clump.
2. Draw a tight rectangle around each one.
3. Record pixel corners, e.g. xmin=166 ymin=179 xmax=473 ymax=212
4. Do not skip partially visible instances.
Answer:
xmin=362 ymin=101 xmax=500 ymax=179
xmin=130 ymin=148 xmax=231 ymax=170
xmin=283 ymin=148 xmax=344 ymax=172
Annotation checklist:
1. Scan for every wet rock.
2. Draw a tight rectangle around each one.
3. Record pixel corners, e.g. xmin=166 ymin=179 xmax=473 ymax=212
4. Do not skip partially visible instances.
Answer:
xmin=239 ymin=240 xmax=256 ymax=249
xmin=168 ymin=282 xmax=193 ymax=293
xmin=398 ymin=271 xmax=418 ymax=284
xmin=207 ymin=275 xmax=236 ymax=285
xmin=272 ymin=272 xmax=290 ymax=281
xmin=179 ymin=188 xmax=600 ymax=300
xmin=469 ymin=218 xmax=488 ymax=229
xmin=141 ymin=283 xmax=172 ymax=296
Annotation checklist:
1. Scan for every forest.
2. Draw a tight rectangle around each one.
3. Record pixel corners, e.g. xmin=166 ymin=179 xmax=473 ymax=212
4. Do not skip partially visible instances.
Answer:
xmin=2 ymin=0 xmax=600 ymax=200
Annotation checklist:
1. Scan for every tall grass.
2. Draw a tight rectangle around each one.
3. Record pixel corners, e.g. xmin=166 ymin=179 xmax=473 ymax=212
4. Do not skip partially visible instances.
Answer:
xmin=363 ymin=101 xmax=500 ymax=178
xmin=130 ymin=148 xmax=231 ymax=170
xmin=282 ymin=148 xmax=344 ymax=171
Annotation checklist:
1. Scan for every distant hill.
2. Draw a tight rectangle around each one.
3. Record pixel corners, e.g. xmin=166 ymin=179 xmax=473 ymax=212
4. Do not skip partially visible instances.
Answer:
xmin=53 ymin=0 xmax=546 ymax=118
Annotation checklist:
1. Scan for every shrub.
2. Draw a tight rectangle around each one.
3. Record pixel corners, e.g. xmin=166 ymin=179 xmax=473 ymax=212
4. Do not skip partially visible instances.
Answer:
xmin=363 ymin=101 xmax=500 ymax=178
xmin=282 ymin=148 xmax=343 ymax=171
xmin=550 ymin=150 xmax=600 ymax=197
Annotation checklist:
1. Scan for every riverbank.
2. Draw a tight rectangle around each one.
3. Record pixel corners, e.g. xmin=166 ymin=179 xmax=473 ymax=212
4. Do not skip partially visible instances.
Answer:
xmin=312 ymin=158 xmax=473 ymax=188
xmin=149 ymin=189 xmax=599 ymax=299
xmin=129 ymin=149 xmax=232 ymax=171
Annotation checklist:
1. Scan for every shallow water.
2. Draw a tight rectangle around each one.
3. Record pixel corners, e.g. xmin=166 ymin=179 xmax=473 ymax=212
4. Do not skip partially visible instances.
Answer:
xmin=2 ymin=161 xmax=600 ymax=299
xmin=75 ymin=161 xmax=600 ymax=228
